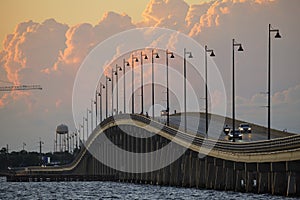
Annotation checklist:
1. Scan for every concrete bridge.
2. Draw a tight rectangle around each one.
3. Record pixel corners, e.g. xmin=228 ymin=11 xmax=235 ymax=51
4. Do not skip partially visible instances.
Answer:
xmin=6 ymin=114 xmax=300 ymax=197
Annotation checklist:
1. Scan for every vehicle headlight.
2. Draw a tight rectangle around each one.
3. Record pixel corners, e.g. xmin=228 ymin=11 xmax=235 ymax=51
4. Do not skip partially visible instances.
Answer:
xmin=248 ymin=128 xmax=251 ymax=130
xmin=239 ymin=127 xmax=243 ymax=130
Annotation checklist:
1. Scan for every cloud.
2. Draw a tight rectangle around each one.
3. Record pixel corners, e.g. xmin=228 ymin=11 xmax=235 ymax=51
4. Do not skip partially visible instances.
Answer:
xmin=185 ymin=3 xmax=212 ymax=28
xmin=0 ymin=0 xmax=299 ymax=150
xmin=273 ymin=84 xmax=300 ymax=105
xmin=0 ymin=18 xmax=68 ymax=113
xmin=231 ymin=84 xmax=300 ymax=132
xmin=1 ymin=19 xmax=68 ymax=83
xmin=189 ymin=0 xmax=275 ymax=37
xmin=52 ymin=11 xmax=135 ymax=73
xmin=141 ymin=0 xmax=189 ymax=32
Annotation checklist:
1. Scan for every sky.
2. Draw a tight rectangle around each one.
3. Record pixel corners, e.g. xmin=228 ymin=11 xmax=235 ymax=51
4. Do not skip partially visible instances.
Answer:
xmin=0 ymin=0 xmax=299 ymax=152
xmin=0 ymin=0 xmax=210 ymax=50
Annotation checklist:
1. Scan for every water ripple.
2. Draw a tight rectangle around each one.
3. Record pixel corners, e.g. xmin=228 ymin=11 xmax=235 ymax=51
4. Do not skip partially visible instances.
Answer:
xmin=0 ymin=178 xmax=297 ymax=200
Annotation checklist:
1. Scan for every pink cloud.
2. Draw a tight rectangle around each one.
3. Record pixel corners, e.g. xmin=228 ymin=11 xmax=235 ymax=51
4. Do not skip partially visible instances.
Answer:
xmin=0 ymin=0 xmax=299 ymax=150
xmin=141 ymin=0 xmax=189 ymax=31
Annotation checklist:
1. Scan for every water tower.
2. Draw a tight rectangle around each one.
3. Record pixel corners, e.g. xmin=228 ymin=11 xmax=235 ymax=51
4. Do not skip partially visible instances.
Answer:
xmin=55 ymin=124 xmax=69 ymax=152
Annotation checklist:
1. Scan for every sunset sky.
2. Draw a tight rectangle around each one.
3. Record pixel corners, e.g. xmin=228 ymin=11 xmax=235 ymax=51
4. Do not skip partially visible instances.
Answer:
xmin=0 ymin=0 xmax=299 ymax=152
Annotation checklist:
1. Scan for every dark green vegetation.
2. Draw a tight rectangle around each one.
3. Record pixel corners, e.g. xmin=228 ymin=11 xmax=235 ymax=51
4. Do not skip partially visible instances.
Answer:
xmin=0 ymin=147 xmax=79 ymax=171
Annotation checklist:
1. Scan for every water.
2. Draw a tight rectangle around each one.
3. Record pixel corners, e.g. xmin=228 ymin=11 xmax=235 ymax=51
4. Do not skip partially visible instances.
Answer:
xmin=0 ymin=177 xmax=297 ymax=200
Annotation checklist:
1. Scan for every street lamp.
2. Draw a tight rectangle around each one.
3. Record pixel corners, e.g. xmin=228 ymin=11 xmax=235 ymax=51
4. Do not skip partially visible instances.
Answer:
xmin=82 ymin=117 xmax=86 ymax=142
xmin=166 ymin=50 xmax=174 ymax=126
xmin=123 ymin=59 xmax=130 ymax=113
xmin=87 ymin=108 xmax=91 ymax=137
xmin=75 ymin=130 xmax=78 ymax=149
xmin=232 ymin=39 xmax=244 ymax=141
xmin=140 ymin=51 xmax=148 ymax=114
xmin=79 ymin=123 xmax=83 ymax=142
xmin=183 ymin=48 xmax=193 ymax=132
xmin=95 ymin=86 xmax=99 ymax=125
xmin=111 ymin=67 xmax=115 ymax=116
xmin=114 ymin=64 xmax=122 ymax=114
xmin=204 ymin=45 xmax=215 ymax=136
xmin=267 ymin=24 xmax=281 ymax=140
xmin=97 ymin=83 xmax=105 ymax=122
xmin=105 ymin=76 xmax=111 ymax=118
xmin=131 ymin=54 xmax=139 ymax=114
xmin=90 ymin=99 xmax=94 ymax=130
xmin=151 ymin=49 xmax=160 ymax=118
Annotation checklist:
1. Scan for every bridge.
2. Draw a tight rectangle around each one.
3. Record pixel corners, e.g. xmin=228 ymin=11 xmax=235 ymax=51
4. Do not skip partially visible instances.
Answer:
xmin=5 ymin=113 xmax=300 ymax=197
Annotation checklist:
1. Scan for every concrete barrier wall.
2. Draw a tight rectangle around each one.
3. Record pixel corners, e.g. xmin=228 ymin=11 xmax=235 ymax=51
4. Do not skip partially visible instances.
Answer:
xmin=68 ymin=124 xmax=300 ymax=197
xmin=7 ymin=121 xmax=300 ymax=197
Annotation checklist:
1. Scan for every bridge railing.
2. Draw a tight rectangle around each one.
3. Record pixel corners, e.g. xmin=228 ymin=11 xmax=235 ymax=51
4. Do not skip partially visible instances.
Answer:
xmin=127 ymin=114 xmax=300 ymax=154
xmin=16 ymin=113 xmax=300 ymax=175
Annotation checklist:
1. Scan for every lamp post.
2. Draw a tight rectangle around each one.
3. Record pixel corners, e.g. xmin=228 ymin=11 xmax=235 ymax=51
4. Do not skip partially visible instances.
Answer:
xmin=95 ymin=86 xmax=98 ymax=125
xmin=114 ymin=64 xmax=122 ymax=114
xmin=151 ymin=49 xmax=160 ymax=118
xmin=80 ymin=123 xmax=83 ymax=142
xmin=204 ymin=45 xmax=215 ymax=136
xmin=123 ymin=59 xmax=130 ymax=113
xmin=111 ymin=67 xmax=114 ymax=116
xmin=268 ymin=24 xmax=281 ymax=140
xmin=85 ymin=116 xmax=89 ymax=140
xmin=98 ymin=83 xmax=105 ymax=122
xmin=90 ymin=100 xmax=94 ymax=130
xmin=140 ymin=51 xmax=148 ymax=114
xmin=71 ymin=133 xmax=74 ymax=153
xmin=131 ymin=54 xmax=139 ymax=114
xmin=82 ymin=117 xmax=86 ymax=142
xmin=166 ymin=50 xmax=174 ymax=126
xmin=183 ymin=48 xmax=193 ymax=132
xmin=75 ymin=130 xmax=78 ymax=149
xmin=232 ymin=39 xmax=244 ymax=141
xmin=105 ymin=76 xmax=111 ymax=118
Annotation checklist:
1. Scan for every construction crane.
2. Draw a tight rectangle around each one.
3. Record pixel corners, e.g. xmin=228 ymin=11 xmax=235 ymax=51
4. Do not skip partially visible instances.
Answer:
xmin=0 ymin=80 xmax=42 ymax=91
xmin=0 ymin=85 xmax=42 ymax=91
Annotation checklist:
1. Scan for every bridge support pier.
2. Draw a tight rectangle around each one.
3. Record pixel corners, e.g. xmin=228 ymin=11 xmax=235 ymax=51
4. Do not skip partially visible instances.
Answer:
xmin=12 ymin=117 xmax=300 ymax=198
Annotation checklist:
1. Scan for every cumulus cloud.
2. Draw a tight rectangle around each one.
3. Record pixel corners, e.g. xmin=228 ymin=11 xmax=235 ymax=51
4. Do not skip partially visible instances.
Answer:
xmin=0 ymin=0 xmax=299 ymax=150
xmin=51 ymin=11 xmax=135 ymax=72
xmin=1 ymin=19 xmax=68 ymax=84
xmin=141 ymin=0 xmax=189 ymax=32
xmin=273 ymin=84 xmax=300 ymax=105
xmin=193 ymin=0 xmax=264 ymax=36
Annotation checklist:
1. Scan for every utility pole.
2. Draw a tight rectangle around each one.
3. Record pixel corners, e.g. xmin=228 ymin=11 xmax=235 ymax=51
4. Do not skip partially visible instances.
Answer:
xmin=39 ymin=138 xmax=44 ymax=166
xmin=39 ymin=138 xmax=44 ymax=155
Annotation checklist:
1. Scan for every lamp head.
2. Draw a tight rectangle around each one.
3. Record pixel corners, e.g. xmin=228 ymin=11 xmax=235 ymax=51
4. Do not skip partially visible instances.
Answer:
xmin=188 ymin=53 xmax=193 ymax=58
xmin=144 ymin=55 xmax=148 ymax=59
xmin=275 ymin=31 xmax=281 ymax=38
xmin=114 ymin=72 xmax=117 ymax=75
xmin=170 ymin=53 xmax=175 ymax=58
xmin=238 ymin=45 xmax=244 ymax=52
xmin=102 ymin=85 xmax=105 ymax=89
xmin=210 ymin=51 xmax=215 ymax=57
xmin=108 ymin=78 xmax=111 ymax=81
xmin=126 ymin=62 xmax=130 ymax=66
xmin=155 ymin=54 xmax=160 ymax=59
xmin=135 ymin=57 xmax=139 ymax=62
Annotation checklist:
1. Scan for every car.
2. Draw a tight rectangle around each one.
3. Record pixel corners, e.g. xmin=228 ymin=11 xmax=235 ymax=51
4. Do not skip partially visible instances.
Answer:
xmin=223 ymin=125 xmax=230 ymax=135
xmin=238 ymin=123 xmax=251 ymax=133
xmin=228 ymin=129 xmax=243 ymax=140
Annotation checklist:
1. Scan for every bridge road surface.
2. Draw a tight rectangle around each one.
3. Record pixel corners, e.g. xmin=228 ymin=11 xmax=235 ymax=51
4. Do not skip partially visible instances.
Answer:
xmin=159 ymin=112 xmax=294 ymax=142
